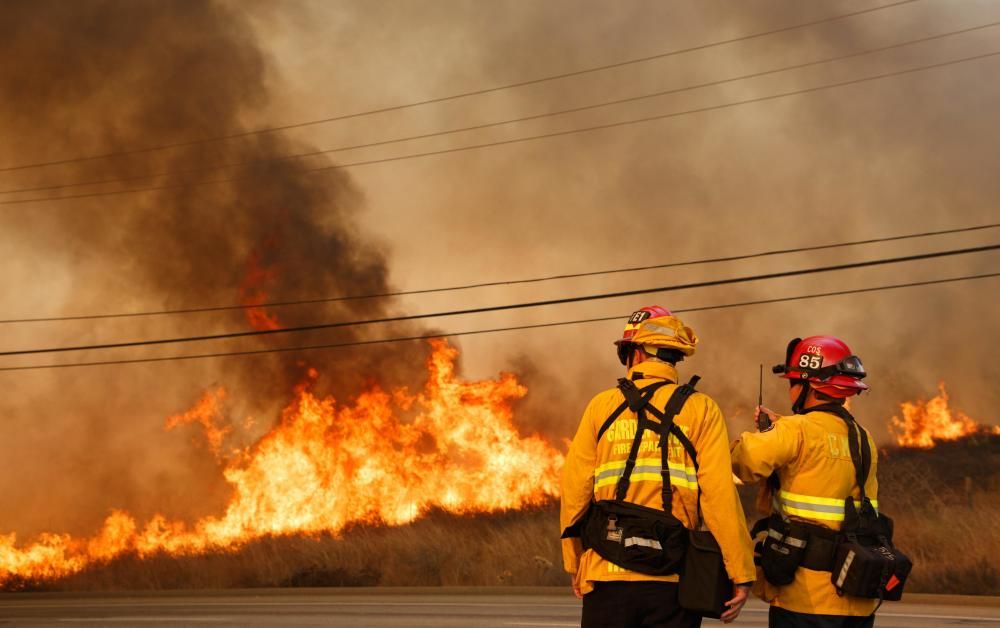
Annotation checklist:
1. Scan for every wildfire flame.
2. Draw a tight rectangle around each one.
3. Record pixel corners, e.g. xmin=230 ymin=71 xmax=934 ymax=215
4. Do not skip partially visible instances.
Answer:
xmin=239 ymin=246 xmax=283 ymax=331
xmin=890 ymin=382 xmax=999 ymax=448
xmin=0 ymin=340 xmax=563 ymax=586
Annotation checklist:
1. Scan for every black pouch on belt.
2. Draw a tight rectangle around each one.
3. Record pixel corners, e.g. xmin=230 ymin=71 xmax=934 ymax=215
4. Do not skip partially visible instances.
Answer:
xmin=678 ymin=528 xmax=729 ymax=619
xmin=580 ymin=499 xmax=688 ymax=576
xmin=832 ymin=501 xmax=913 ymax=600
xmin=757 ymin=513 xmax=809 ymax=586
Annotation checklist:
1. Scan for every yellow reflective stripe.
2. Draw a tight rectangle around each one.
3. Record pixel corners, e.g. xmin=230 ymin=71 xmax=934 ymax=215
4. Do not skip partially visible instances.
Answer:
xmin=779 ymin=491 xmax=879 ymax=508
xmin=594 ymin=457 xmax=660 ymax=475
xmin=778 ymin=490 xmax=844 ymax=507
xmin=778 ymin=491 xmax=881 ymax=523
xmin=594 ymin=472 xmax=698 ymax=491
xmin=594 ymin=459 xmax=696 ymax=477
xmin=593 ymin=459 xmax=697 ymax=491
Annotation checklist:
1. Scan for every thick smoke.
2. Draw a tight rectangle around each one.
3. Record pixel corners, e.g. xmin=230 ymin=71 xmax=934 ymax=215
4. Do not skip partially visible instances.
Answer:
xmin=273 ymin=0 xmax=1000 ymax=441
xmin=1 ymin=0 xmax=999 ymax=542
xmin=0 ymin=0 xmax=429 ymax=537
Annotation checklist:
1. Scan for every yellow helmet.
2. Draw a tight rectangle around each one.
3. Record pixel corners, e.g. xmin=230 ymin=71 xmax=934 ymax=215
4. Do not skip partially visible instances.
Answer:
xmin=614 ymin=306 xmax=698 ymax=365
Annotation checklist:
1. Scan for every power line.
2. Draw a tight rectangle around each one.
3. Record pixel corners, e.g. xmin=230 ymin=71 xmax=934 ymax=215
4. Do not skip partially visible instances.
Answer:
xmin=311 ymin=50 xmax=1000 ymax=173
xmin=0 ymin=243 xmax=995 ymax=357
xmin=1 ymin=271 xmax=994 ymax=372
xmin=2 ymin=222 xmax=996 ymax=325
xmin=6 ymin=15 xmax=994 ymax=199
xmin=5 ymin=47 xmax=999 ymax=207
xmin=0 ymin=0 xmax=919 ymax=174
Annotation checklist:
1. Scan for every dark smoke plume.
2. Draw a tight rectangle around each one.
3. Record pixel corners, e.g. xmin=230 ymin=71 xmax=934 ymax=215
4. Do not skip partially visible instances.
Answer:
xmin=0 ymin=0 xmax=428 ymax=537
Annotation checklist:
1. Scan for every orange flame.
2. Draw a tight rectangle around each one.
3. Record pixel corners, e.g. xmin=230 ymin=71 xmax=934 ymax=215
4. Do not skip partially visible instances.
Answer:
xmin=239 ymin=247 xmax=282 ymax=331
xmin=890 ymin=382 xmax=999 ymax=448
xmin=0 ymin=340 xmax=563 ymax=586
xmin=164 ymin=387 xmax=231 ymax=459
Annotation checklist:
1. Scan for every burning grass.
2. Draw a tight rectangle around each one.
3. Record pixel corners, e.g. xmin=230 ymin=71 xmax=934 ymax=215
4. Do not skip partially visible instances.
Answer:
xmin=7 ymin=505 xmax=566 ymax=592
xmin=10 ymin=435 xmax=1000 ymax=595
xmin=2 ymin=364 xmax=997 ymax=595
xmin=0 ymin=341 xmax=562 ymax=587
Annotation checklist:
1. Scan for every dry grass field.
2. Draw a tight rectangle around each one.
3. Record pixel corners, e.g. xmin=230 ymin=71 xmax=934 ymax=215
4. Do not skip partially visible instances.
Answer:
xmin=6 ymin=435 xmax=998 ymax=595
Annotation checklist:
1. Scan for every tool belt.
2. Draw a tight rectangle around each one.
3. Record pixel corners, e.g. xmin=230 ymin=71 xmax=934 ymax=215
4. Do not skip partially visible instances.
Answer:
xmin=753 ymin=404 xmax=913 ymax=604
xmin=752 ymin=514 xmax=839 ymax=585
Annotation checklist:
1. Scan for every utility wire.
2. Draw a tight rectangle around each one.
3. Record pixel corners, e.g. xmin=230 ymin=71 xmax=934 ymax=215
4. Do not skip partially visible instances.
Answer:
xmin=310 ymin=50 xmax=1000 ymax=173
xmin=0 ymin=0 xmax=919 ymax=174
xmin=0 ymin=243 xmax=995 ymax=357
xmin=5 ymin=15 xmax=994 ymax=198
xmin=2 ymin=223 xmax=996 ymax=325
xmin=1 ymin=271 xmax=994 ymax=372
xmin=4 ymin=47 xmax=999 ymax=207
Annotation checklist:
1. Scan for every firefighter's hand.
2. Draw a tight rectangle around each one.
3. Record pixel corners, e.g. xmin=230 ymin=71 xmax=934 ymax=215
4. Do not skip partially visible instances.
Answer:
xmin=721 ymin=582 xmax=751 ymax=623
xmin=754 ymin=405 xmax=777 ymax=431
xmin=571 ymin=574 xmax=584 ymax=599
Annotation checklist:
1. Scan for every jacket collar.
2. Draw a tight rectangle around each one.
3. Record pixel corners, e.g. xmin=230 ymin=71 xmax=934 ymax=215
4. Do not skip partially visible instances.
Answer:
xmin=626 ymin=360 xmax=678 ymax=383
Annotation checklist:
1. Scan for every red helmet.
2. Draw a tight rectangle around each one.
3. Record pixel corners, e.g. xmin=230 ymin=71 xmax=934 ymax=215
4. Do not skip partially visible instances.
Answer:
xmin=613 ymin=306 xmax=698 ymax=366
xmin=772 ymin=335 xmax=869 ymax=398
xmin=614 ymin=305 xmax=673 ymax=346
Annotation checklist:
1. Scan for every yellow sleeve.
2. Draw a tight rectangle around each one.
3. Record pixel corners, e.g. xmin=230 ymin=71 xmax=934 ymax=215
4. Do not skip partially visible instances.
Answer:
xmin=730 ymin=417 xmax=802 ymax=484
xmin=691 ymin=395 xmax=756 ymax=584
xmin=559 ymin=396 xmax=600 ymax=575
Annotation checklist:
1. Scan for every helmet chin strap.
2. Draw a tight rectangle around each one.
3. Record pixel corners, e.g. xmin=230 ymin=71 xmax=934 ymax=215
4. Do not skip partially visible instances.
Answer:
xmin=791 ymin=381 xmax=811 ymax=415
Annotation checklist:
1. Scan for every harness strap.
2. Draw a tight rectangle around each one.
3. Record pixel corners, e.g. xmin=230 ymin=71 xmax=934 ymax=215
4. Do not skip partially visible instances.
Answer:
xmin=810 ymin=403 xmax=871 ymax=504
xmin=598 ymin=380 xmax=670 ymax=443
xmin=596 ymin=400 xmax=629 ymax=443
xmin=612 ymin=376 xmax=700 ymax=510
xmin=644 ymin=408 xmax=699 ymax=470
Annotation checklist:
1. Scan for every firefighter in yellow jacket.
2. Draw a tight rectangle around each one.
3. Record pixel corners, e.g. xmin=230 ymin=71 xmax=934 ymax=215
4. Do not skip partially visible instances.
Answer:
xmin=561 ymin=306 xmax=756 ymax=628
xmin=731 ymin=336 xmax=879 ymax=628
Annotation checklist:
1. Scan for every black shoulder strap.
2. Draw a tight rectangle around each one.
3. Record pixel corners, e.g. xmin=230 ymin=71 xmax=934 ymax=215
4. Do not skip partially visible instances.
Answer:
xmin=597 ymin=379 xmax=670 ymax=442
xmin=614 ymin=376 xmax=700 ymax=511
xmin=610 ymin=379 xmax=671 ymax=502
xmin=596 ymin=400 xmax=629 ymax=443
xmin=811 ymin=403 xmax=872 ymax=504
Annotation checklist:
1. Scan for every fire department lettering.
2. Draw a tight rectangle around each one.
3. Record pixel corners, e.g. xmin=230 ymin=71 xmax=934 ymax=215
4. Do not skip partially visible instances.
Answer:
xmin=826 ymin=433 xmax=852 ymax=460
xmin=608 ymin=420 xmax=689 ymax=458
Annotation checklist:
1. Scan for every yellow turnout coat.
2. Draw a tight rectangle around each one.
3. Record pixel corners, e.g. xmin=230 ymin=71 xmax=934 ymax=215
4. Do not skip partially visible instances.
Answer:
xmin=731 ymin=409 xmax=879 ymax=616
xmin=560 ymin=360 xmax=755 ymax=594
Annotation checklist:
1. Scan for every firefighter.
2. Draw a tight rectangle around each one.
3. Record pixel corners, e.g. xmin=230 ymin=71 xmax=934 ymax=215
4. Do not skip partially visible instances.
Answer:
xmin=561 ymin=306 xmax=755 ymax=628
xmin=731 ymin=336 xmax=879 ymax=628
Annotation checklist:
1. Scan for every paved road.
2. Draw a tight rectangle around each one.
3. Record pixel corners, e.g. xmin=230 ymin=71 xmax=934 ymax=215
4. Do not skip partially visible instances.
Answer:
xmin=2 ymin=589 xmax=998 ymax=627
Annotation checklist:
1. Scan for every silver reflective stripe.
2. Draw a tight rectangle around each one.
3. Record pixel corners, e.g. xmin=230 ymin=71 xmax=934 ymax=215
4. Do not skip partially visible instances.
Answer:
xmin=768 ymin=529 xmax=807 ymax=548
xmin=641 ymin=323 xmax=676 ymax=337
xmin=594 ymin=465 xmax=662 ymax=483
xmin=780 ymin=497 xmax=845 ymax=515
xmin=594 ymin=465 xmax=696 ymax=485
xmin=624 ymin=537 xmax=663 ymax=550
xmin=835 ymin=550 xmax=856 ymax=588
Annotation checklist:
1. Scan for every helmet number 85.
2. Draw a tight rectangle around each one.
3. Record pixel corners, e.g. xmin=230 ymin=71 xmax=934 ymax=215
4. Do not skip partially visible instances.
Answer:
xmin=798 ymin=354 xmax=822 ymax=369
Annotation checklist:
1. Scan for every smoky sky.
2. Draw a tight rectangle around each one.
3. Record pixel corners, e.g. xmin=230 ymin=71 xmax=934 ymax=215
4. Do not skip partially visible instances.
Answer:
xmin=0 ymin=0 xmax=430 ymax=537
xmin=267 ymin=0 xmax=999 ymax=439
xmin=1 ymin=0 xmax=999 ymax=539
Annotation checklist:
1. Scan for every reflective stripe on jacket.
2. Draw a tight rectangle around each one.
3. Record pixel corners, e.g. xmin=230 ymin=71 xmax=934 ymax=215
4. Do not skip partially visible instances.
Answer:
xmin=560 ymin=360 xmax=755 ymax=595
xmin=730 ymin=409 xmax=880 ymax=616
